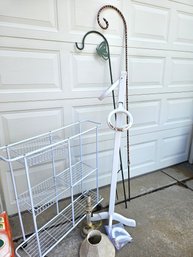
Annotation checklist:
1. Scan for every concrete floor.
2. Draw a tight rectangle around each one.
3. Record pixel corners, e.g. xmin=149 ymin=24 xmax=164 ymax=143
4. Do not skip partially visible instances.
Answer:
xmin=12 ymin=162 xmax=193 ymax=257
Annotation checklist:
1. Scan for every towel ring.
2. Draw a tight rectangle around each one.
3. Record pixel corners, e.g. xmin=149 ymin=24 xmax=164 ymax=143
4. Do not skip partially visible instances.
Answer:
xmin=107 ymin=108 xmax=133 ymax=132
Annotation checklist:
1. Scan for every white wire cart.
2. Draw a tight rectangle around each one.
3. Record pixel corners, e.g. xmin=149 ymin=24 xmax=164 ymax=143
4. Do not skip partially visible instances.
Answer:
xmin=0 ymin=120 xmax=103 ymax=257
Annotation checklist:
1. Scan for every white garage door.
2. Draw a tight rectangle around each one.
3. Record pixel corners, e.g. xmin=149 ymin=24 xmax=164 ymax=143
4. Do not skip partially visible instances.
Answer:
xmin=0 ymin=0 xmax=193 ymax=214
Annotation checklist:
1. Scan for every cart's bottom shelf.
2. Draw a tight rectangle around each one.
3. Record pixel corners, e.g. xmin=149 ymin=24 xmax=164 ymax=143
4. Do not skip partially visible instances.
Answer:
xmin=16 ymin=190 xmax=103 ymax=257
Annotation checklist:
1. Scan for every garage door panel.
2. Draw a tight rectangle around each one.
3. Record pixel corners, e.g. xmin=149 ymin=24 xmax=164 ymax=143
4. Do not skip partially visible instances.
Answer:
xmin=169 ymin=57 xmax=193 ymax=86
xmin=95 ymin=136 xmax=158 ymax=185
xmin=0 ymin=108 xmax=64 ymax=144
xmin=1 ymin=0 xmax=193 ymax=52
xmin=130 ymin=100 xmax=161 ymax=132
xmin=129 ymin=56 xmax=165 ymax=89
xmin=129 ymin=49 xmax=193 ymax=95
xmin=131 ymin=140 xmax=157 ymax=174
xmin=0 ymin=0 xmax=59 ymax=38
xmin=175 ymin=11 xmax=193 ymax=44
xmin=160 ymin=126 xmax=191 ymax=165
xmin=0 ymin=0 xmax=60 ymax=40
xmin=0 ymin=48 xmax=62 ymax=92
xmin=71 ymin=46 xmax=121 ymax=95
xmin=129 ymin=0 xmax=170 ymax=42
xmin=0 ymin=0 xmax=123 ymax=45
xmin=60 ymin=0 xmax=123 ymax=45
xmin=164 ymin=98 xmax=193 ymax=125
xmin=0 ymin=38 xmax=123 ymax=101
xmin=72 ymin=104 xmax=111 ymax=132
xmin=129 ymin=93 xmax=192 ymax=135
xmin=68 ymin=98 xmax=115 ymax=143
xmin=67 ymin=93 xmax=193 ymax=137
xmin=69 ymin=0 xmax=122 ymax=35
xmin=0 ymin=0 xmax=58 ymax=31
xmin=129 ymin=126 xmax=192 ymax=177
xmin=172 ymin=3 xmax=193 ymax=51
xmin=1 ymin=38 xmax=193 ymax=102
xmin=170 ymin=0 xmax=193 ymax=6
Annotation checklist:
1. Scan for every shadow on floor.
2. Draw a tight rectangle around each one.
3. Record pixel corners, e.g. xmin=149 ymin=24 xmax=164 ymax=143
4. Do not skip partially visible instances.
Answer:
xmin=11 ymin=162 xmax=193 ymax=257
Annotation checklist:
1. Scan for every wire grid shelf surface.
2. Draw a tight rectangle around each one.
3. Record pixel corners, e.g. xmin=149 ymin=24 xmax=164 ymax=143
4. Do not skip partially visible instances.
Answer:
xmin=16 ymin=190 xmax=103 ymax=257
xmin=18 ymin=162 xmax=95 ymax=215
xmin=0 ymin=120 xmax=102 ymax=257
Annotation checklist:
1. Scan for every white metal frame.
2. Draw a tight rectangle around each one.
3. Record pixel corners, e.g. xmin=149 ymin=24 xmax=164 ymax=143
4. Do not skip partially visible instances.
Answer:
xmin=0 ymin=120 xmax=103 ymax=257
xmin=92 ymin=71 xmax=136 ymax=233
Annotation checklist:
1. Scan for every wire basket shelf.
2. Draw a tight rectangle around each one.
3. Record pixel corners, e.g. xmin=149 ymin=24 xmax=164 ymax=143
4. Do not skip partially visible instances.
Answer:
xmin=0 ymin=120 xmax=102 ymax=257
xmin=18 ymin=162 xmax=96 ymax=216
xmin=16 ymin=190 xmax=102 ymax=257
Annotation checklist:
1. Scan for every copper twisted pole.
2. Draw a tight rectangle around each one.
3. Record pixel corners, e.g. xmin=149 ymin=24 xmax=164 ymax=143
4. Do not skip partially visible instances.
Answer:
xmin=97 ymin=5 xmax=131 ymax=201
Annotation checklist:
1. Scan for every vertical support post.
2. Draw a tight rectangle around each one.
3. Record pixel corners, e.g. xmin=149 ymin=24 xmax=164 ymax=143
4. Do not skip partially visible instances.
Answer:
xmin=95 ymin=126 xmax=99 ymax=204
xmin=49 ymin=132 xmax=59 ymax=214
xmin=108 ymin=131 xmax=122 ymax=232
xmin=6 ymin=147 xmax=26 ymax=241
xmin=24 ymin=157 xmax=42 ymax=256
xmin=67 ymin=139 xmax=75 ymax=226
xmin=79 ymin=122 xmax=83 ymax=193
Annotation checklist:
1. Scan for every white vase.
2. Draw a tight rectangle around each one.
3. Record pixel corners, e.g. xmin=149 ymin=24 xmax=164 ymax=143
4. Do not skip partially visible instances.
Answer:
xmin=79 ymin=230 xmax=115 ymax=257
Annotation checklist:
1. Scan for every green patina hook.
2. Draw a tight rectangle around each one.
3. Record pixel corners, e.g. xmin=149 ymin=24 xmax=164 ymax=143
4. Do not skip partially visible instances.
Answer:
xmin=75 ymin=30 xmax=113 ymax=84
xmin=75 ymin=30 xmax=128 ymax=208
xmin=96 ymin=41 xmax=109 ymax=60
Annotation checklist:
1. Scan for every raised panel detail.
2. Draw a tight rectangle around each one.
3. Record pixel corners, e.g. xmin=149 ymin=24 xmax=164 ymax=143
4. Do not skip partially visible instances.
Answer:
xmin=161 ymin=134 xmax=189 ymax=161
xmin=175 ymin=11 xmax=193 ymax=44
xmin=72 ymin=104 xmax=112 ymax=134
xmin=131 ymin=140 xmax=157 ymax=170
xmin=0 ymin=0 xmax=58 ymax=31
xmin=71 ymin=52 xmax=120 ymax=91
xmin=72 ymin=54 xmax=109 ymax=90
xmin=0 ymin=49 xmax=61 ymax=91
xmin=1 ymin=109 xmax=63 ymax=143
xmin=169 ymin=58 xmax=193 ymax=86
xmin=130 ymin=101 xmax=161 ymax=130
xmin=129 ymin=56 xmax=164 ymax=88
xmin=165 ymin=98 xmax=193 ymax=124
xmin=70 ymin=0 xmax=121 ymax=34
xmin=170 ymin=0 xmax=193 ymax=6
xmin=130 ymin=1 xmax=169 ymax=42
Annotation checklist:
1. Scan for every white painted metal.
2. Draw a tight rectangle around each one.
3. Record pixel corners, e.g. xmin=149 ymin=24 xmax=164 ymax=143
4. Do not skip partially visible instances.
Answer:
xmin=0 ymin=0 xmax=193 ymax=214
xmin=92 ymin=72 xmax=136 ymax=233
xmin=0 ymin=120 xmax=103 ymax=257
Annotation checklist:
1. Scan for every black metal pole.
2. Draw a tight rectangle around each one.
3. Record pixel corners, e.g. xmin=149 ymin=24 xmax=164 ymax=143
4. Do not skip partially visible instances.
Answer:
xmin=75 ymin=30 xmax=128 ymax=208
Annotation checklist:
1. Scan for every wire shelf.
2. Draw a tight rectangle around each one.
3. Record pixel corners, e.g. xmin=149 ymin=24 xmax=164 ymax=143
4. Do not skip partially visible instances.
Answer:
xmin=0 ymin=120 xmax=101 ymax=257
xmin=16 ymin=190 xmax=103 ymax=257
xmin=18 ymin=161 xmax=96 ymax=216
xmin=8 ymin=143 xmax=69 ymax=168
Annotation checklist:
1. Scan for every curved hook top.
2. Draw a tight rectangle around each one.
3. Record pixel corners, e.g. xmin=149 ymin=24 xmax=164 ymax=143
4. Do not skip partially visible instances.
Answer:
xmin=97 ymin=5 xmax=128 ymax=74
xmin=75 ymin=30 xmax=109 ymax=51
xmin=75 ymin=30 xmax=114 ymax=84
xmin=97 ymin=5 xmax=127 ymax=34
xmin=97 ymin=5 xmax=131 ymax=170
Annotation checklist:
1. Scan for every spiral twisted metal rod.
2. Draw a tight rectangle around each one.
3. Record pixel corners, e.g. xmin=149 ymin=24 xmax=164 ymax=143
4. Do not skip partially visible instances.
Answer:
xmin=97 ymin=5 xmax=131 ymax=201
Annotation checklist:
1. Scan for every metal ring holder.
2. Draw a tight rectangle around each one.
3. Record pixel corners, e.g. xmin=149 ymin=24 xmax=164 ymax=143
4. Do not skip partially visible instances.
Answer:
xmin=107 ymin=108 xmax=133 ymax=132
